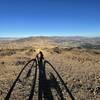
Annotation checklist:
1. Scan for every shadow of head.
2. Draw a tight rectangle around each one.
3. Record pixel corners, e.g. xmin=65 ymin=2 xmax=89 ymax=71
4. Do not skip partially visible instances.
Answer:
xmin=37 ymin=51 xmax=44 ymax=60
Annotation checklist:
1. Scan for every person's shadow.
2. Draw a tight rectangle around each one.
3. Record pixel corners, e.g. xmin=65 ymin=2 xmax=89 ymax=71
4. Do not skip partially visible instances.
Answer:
xmin=37 ymin=51 xmax=75 ymax=100
xmin=37 ymin=52 xmax=54 ymax=100
xmin=5 ymin=51 xmax=75 ymax=100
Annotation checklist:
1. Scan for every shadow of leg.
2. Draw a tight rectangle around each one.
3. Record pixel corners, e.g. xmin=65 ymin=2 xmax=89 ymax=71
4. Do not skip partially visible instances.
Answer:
xmin=38 ymin=59 xmax=54 ymax=100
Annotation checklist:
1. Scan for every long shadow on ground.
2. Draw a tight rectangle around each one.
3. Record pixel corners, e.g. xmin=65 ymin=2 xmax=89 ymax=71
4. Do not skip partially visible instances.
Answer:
xmin=44 ymin=60 xmax=75 ymax=100
xmin=48 ymin=72 xmax=65 ymax=100
xmin=5 ymin=59 xmax=36 ymax=100
xmin=28 ymin=59 xmax=37 ymax=100
xmin=5 ymin=53 xmax=75 ymax=100
xmin=38 ymin=58 xmax=54 ymax=100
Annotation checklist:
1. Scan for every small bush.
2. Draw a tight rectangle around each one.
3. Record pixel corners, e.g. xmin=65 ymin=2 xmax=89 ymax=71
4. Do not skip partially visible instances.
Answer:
xmin=0 ymin=49 xmax=16 ymax=56
xmin=15 ymin=60 xmax=26 ymax=66
xmin=53 ymin=47 xmax=61 ymax=54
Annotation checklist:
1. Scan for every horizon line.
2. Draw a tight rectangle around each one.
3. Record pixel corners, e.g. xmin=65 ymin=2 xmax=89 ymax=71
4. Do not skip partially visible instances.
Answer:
xmin=0 ymin=35 xmax=100 ymax=38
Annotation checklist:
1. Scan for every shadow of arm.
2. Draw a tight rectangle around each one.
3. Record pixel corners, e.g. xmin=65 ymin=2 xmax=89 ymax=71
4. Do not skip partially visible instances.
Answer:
xmin=44 ymin=60 xmax=75 ymax=100
xmin=5 ymin=59 xmax=36 ymax=100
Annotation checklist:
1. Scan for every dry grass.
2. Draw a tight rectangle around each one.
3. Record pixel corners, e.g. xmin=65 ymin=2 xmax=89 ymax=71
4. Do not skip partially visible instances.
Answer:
xmin=0 ymin=38 xmax=100 ymax=99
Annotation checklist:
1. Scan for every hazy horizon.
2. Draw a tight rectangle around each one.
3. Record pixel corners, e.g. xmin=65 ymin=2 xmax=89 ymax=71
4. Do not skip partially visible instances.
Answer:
xmin=0 ymin=35 xmax=100 ymax=38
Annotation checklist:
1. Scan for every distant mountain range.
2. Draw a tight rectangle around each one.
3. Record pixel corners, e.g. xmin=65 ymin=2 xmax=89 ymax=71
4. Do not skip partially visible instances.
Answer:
xmin=0 ymin=38 xmax=19 ymax=41
xmin=0 ymin=36 xmax=100 ymax=40
xmin=0 ymin=36 xmax=100 ymax=49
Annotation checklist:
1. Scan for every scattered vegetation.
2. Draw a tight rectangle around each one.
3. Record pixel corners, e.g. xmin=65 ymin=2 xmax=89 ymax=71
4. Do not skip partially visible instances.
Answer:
xmin=52 ymin=47 xmax=61 ymax=54
xmin=0 ymin=37 xmax=100 ymax=99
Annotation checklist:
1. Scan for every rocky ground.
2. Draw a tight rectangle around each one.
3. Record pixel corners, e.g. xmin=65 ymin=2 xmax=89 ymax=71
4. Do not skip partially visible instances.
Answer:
xmin=0 ymin=37 xmax=100 ymax=100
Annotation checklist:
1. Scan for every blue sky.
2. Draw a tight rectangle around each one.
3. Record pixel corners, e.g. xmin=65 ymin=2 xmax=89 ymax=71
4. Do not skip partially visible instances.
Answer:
xmin=0 ymin=0 xmax=100 ymax=37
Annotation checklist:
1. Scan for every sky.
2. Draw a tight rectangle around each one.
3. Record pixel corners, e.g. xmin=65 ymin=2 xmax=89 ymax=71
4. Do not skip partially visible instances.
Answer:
xmin=0 ymin=0 xmax=100 ymax=37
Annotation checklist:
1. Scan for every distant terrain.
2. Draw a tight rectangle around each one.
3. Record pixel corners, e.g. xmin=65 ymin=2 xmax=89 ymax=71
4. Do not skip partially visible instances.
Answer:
xmin=0 ymin=38 xmax=18 ymax=41
xmin=0 ymin=36 xmax=100 ymax=100
xmin=0 ymin=36 xmax=100 ymax=48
